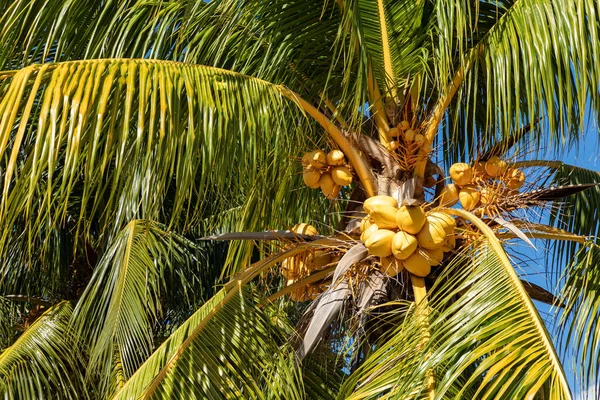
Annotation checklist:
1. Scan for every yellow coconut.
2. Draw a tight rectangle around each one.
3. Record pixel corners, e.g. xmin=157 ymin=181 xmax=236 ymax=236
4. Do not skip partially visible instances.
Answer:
xmin=416 ymin=218 xmax=446 ymax=250
xmin=303 ymin=167 xmax=321 ymax=189
xmin=459 ymin=186 xmax=480 ymax=210
xmin=301 ymin=151 xmax=314 ymax=166
xmin=370 ymin=205 xmax=400 ymax=230
xmin=364 ymin=195 xmax=398 ymax=213
xmin=381 ymin=256 xmax=404 ymax=276
xmin=404 ymin=252 xmax=431 ymax=277
xmin=326 ymin=150 xmax=346 ymax=166
xmin=422 ymin=247 xmax=444 ymax=266
xmin=479 ymin=187 xmax=496 ymax=205
xmin=309 ymin=150 xmax=327 ymax=168
xmin=484 ymin=156 xmax=507 ymax=177
xmin=364 ymin=229 xmax=395 ymax=257
xmin=442 ymin=233 xmax=456 ymax=252
xmin=391 ymin=231 xmax=418 ymax=260
xmin=449 ymin=163 xmax=473 ymax=186
xmin=399 ymin=120 xmax=411 ymax=130
xmin=505 ymin=168 xmax=525 ymax=189
xmin=404 ymin=129 xmax=416 ymax=141
xmin=396 ymin=205 xmax=426 ymax=235
xmin=292 ymin=223 xmax=319 ymax=236
xmin=428 ymin=211 xmax=456 ymax=233
xmin=359 ymin=216 xmax=373 ymax=233
xmin=414 ymin=133 xmax=425 ymax=146
xmin=389 ymin=127 xmax=400 ymax=137
xmin=331 ymin=166 xmax=353 ymax=186
xmin=437 ymin=184 xmax=459 ymax=207
xmin=319 ymin=173 xmax=341 ymax=199
xmin=360 ymin=223 xmax=379 ymax=243
xmin=389 ymin=140 xmax=400 ymax=150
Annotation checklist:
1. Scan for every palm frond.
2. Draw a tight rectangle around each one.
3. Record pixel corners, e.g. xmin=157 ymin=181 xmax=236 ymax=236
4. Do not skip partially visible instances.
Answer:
xmin=0 ymin=58 xmax=329 ymax=278
xmin=70 ymin=219 xmax=201 ymax=397
xmin=0 ymin=301 xmax=87 ymax=399
xmin=442 ymin=0 xmax=600 ymax=161
xmin=0 ymin=0 xmax=344 ymax=105
xmin=557 ymin=243 xmax=600 ymax=395
xmin=547 ymin=164 xmax=600 ymax=267
xmin=110 ymin=244 xmax=328 ymax=400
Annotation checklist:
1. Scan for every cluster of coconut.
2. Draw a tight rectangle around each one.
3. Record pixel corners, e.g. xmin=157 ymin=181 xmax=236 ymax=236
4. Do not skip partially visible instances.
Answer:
xmin=438 ymin=156 xmax=526 ymax=211
xmin=281 ymin=223 xmax=336 ymax=302
xmin=387 ymin=120 xmax=428 ymax=150
xmin=359 ymin=196 xmax=456 ymax=278
xmin=302 ymin=149 xmax=353 ymax=199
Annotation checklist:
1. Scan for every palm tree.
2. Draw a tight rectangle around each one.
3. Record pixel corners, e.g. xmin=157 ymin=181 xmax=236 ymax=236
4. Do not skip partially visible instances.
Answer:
xmin=0 ymin=0 xmax=599 ymax=398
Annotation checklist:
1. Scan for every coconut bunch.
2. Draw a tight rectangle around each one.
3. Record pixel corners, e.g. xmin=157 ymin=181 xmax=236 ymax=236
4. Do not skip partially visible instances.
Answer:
xmin=280 ymin=223 xmax=335 ymax=302
xmin=441 ymin=156 xmax=526 ymax=213
xmin=387 ymin=120 xmax=429 ymax=170
xmin=359 ymin=196 xmax=456 ymax=278
xmin=301 ymin=149 xmax=354 ymax=199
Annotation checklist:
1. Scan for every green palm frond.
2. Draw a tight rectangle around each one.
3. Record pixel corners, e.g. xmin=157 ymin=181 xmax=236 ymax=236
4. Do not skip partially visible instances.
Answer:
xmin=557 ymin=244 xmax=600 ymax=395
xmin=0 ymin=0 xmax=344 ymax=105
xmin=442 ymin=0 xmax=600 ymax=161
xmin=340 ymin=237 xmax=571 ymax=399
xmin=0 ymin=301 xmax=87 ymax=400
xmin=0 ymin=58 xmax=327 ymax=277
xmin=71 ymin=219 xmax=201 ymax=397
xmin=547 ymin=163 xmax=600 ymax=265
xmin=110 ymin=244 xmax=328 ymax=400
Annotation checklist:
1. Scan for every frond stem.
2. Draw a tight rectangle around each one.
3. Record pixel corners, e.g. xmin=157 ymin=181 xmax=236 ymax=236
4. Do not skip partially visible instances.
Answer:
xmin=367 ymin=64 xmax=392 ymax=147
xmin=410 ymin=274 xmax=435 ymax=400
xmin=510 ymin=160 xmax=564 ymax=169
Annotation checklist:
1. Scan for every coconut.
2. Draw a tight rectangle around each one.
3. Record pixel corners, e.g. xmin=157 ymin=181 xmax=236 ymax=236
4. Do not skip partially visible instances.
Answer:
xmin=414 ymin=133 xmax=425 ymax=146
xmin=442 ymin=233 xmax=456 ymax=252
xmin=404 ymin=129 xmax=416 ymax=141
xmin=459 ymin=186 xmax=480 ymax=210
xmin=484 ymin=156 xmax=507 ymax=177
xmin=364 ymin=195 xmax=398 ymax=213
xmin=416 ymin=218 xmax=446 ymax=250
xmin=404 ymin=252 xmax=431 ymax=277
xmin=428 ymin=211 xmax=456 ymax=233
xmin=437 ymin=184 xmax=459 ymax=207
xmin=389 ymin=127 xmax=400 ymax=137
xmin=309 ymin=150 xmax=327 ymax=168
xmin=396 ymin=205 xmax=426 ymax=235
xmin=370 ymin=205 xmax=400 ymax=230
xmin=364 ymin=229 xmax=395 ymax=257
xmin=360 ymin=223 xmax=379 ymax=243
xmin=331 ymin=166 xmax=353 ymax=186
xmin=303 ymin=168 xmax=321 ymax=188
xmin=505 ymin=168 xmax=525 ymax=189
xmin=359 ymin=216 xmax=373 ymax=233
xmin=319 ymin=173 xmax=341 ymax=199
xmin=391 ymin=231 xmax=418 ymax=260
xmin=399 ymin=120 xmax=410 ymax=130
xmin=479 ymin=187 xmax=496 ymax=205
xmin=422 ymin=247 xmax=444 ymax=266
xmin=326 ymin=150 xmax=346 ymax=166
xmin=292 ymin=223 xmax=319 ymax=236
xmin=381 ymin=256 xmax=404 ymax=276
xmin=389 ymin=140 xmax=400 ymax=150
xmin=449 ymin=163 xmax=473 ymax=186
